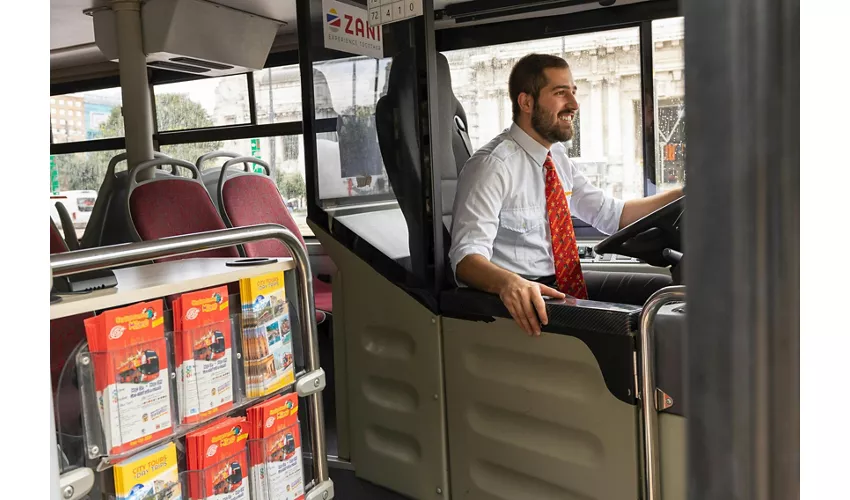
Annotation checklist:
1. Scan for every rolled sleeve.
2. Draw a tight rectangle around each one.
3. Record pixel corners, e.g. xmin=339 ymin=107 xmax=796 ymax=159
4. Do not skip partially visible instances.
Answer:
xmin=568 ymin=159 xmax=625 ymax=235
xmin=449 ymin=155 xmax=508 ymax=277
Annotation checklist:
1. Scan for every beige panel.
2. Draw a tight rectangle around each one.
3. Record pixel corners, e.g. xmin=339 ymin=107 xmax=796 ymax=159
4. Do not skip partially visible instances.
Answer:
xmin=659 ymin=413 xmax=687 ymax=500
xmin=314 ymin=225 xmax=450 ymax=498
xmin=443 ymin=317 xmax=640 ymax=500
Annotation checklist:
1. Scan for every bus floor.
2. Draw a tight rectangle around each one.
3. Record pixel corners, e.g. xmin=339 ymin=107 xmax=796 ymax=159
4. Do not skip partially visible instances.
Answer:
xmin=302 ymin=455 xmax=410 ymax=500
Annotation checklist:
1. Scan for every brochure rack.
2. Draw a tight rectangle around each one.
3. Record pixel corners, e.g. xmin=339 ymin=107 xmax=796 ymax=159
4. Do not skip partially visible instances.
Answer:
xmin=247 ymin=426 xmax=306 ymax=500
xmin=174 ymin=319 xmax=239 ymax=426
xmin=50 ymin=224 xmax=335 ymax=500
xmin=76 ymin=334 xmax=180 ymax=461
xmin=181 ymin=449 xmax=253 ymax=499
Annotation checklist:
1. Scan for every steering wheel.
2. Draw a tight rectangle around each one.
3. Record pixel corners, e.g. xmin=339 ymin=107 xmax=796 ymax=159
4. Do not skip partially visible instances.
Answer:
xmin=593 ymin=194 xmax=685 ymax=268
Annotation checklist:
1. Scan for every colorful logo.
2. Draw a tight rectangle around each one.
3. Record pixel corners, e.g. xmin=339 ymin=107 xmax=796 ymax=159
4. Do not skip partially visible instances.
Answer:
xmin=326 ymin=8 xmax=341 ymax=32
xmin=142 ymin=307 xmax=156 ymax=320
xmin=213 ymin=292 xmax=222 ymax=303
xmin=109 ymin=325 xmax=126 ymax=340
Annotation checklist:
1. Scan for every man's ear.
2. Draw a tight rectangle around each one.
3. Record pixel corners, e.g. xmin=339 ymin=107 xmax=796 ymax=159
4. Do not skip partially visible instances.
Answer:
xmin=518 ymin=92 xmax=534 ymax=116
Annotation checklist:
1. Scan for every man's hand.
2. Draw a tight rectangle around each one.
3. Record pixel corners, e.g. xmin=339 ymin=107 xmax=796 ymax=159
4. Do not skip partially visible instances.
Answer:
xmin=497 ymin=275 xmax=565 ymax=336
xmin=455 ymin=254 xmax=567 ymax=336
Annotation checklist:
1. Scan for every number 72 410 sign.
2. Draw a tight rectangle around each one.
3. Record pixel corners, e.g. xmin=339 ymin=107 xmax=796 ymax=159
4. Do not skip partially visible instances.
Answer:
xmin=367 ymin=0 xmax=423 ymax=27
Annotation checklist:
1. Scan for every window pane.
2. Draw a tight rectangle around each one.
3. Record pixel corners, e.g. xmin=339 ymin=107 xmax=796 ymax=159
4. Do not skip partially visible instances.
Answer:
xmin=160 ymin=136 xmax=311 ymax=237
xmin=445 ymin=27 xmax=644 ymax=201
xmin=154 ymin=74 xmax=251 ymax=132
xmin=50 ymin=88 xmax=123 ymax=143
xmin=253 ymin=65 xmax=303 ymax=124
xmin=50 ymin=149 xmax=123 ymax=238
xmin=312 ymin=56 xmax=394 ymax=202
xmin=652 ymin=17 xmax=686 ymax=192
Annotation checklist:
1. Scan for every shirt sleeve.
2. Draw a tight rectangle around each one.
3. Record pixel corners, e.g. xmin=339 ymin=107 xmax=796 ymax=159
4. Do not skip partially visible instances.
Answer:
xmin=449 ymin=155 xmax=508 ymax=278
xmin=568 ymin=158 xmax=625 ymax=235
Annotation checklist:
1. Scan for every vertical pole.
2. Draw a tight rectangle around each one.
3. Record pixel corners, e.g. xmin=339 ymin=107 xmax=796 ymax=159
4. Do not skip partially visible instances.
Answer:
xmin=111 ymin=0 xmax=155 ymax=179
xmin=684 ymin=0 xmax=799 ymax=498
xmin=639 ymin=21 xmax=657 ymax=196
xmin=417 ymin=0 xmax=445 ymax=296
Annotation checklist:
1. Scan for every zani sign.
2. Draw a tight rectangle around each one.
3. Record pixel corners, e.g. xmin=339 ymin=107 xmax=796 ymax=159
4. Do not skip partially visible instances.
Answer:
xmin=323 ymin=0 xmax=384 ymax=59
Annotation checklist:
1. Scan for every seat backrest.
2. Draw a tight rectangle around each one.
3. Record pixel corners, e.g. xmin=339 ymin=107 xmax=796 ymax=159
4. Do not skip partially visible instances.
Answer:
xmin=217 ymin=156 xmax=306 ymax=259
xmin=81 ymin=151 xmax=173 ymax=249
xmin=196 ymin=151 xmax=255 ymax=211
xmin=50 ymin=219 xmax=68 ymax=254
xmin=53 ymin=202 xmax=79 ymax=250
xmin=375 ymin=49 xmax=472 ymax=281
xmin=126 ymin=158 xmax=239 ymax=262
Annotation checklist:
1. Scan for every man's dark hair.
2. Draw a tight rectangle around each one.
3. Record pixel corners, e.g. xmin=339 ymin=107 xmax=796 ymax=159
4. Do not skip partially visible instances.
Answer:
xmin=508 ymin=53 xmax=569 ymax=122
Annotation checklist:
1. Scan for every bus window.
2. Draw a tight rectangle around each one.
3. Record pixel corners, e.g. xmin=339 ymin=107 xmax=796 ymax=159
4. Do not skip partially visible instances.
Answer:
xmin=445 ymin=26 xmax=644 ymax=201
xmin=50 ymin=88 xmax=123 ymax=143
xmin=652 ymin=17 xmax=686 ymax=193
xmin=153 ymin=74 xmax=251 ymax=131
xmin=163 ymin=136 xmax=312 ymax=237
xmin=50 ymin=150 xmax=122 ymax=237
xmin=253 ymin=64 xmax=303 ymax=124
xmin=313 ymin=56 xmax=394 ymax=203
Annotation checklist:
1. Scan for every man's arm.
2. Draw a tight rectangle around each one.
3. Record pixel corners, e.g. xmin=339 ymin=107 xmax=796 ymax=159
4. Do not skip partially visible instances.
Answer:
xmin=456 ymin=255 xmax=565 ymax=336
xmin=449 ymin=156 xmax=564 ymax=336
xmin=618 ymin=187 xmax=684 ymax=229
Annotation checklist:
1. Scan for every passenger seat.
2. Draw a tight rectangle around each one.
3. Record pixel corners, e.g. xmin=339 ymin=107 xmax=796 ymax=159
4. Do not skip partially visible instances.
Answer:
xmin=215 ymin=156 xmax=332 ymax=324
xmin=126 ymin=157 xmax=239 ymax=261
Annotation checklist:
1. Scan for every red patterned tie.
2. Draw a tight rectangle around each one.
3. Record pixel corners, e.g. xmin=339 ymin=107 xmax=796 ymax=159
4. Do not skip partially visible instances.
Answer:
xmin=544 ymin=152 xmax=588 ymax=299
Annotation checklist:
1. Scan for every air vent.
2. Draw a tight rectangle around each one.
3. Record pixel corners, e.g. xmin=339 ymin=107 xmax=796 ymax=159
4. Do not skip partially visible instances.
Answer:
xmin=92 ymin=0 xmax=281 ymax=77
xmin=170 ymin=57 xmax=233 ymax=71
xmin=148 ymin=61 xmax=211 ymax=73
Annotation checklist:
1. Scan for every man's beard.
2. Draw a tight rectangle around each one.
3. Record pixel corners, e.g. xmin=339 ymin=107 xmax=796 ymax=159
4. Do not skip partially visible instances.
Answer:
xmin=531 ymin=101 xmax=574 ymax=144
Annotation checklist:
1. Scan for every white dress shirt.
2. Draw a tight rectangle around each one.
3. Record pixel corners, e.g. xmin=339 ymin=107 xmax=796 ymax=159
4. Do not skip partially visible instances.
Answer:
xmin=449 ymin=123 xmax=625 ymax=280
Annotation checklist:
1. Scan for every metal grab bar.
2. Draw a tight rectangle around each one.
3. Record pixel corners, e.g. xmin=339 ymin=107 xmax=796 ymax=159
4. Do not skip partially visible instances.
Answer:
xmin=639 ymin=285 xmax=686 ymax=500
xmin=50 ymin=223 xmax=331 ymax=492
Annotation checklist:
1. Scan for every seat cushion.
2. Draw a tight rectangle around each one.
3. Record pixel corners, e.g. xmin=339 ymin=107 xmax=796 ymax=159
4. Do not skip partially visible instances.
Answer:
xmin=222 ymin=175 xmax=307 ymax=258
xmin=130 ymin=179 xmax=239 ymax=261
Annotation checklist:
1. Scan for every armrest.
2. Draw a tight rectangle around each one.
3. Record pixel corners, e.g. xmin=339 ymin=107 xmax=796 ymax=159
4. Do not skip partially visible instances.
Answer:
xmin=440 ymin=288 xmax=642 ymax=405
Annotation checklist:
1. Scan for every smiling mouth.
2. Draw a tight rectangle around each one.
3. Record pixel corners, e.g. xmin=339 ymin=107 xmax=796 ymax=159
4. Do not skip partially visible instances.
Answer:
xmin=558 ymin=113 xmax=574 ymax=124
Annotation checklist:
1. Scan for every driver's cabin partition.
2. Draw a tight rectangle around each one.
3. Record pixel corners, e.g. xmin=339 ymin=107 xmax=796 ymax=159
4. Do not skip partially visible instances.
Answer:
xmin=296 ymin=0 xmax=688 ymax=498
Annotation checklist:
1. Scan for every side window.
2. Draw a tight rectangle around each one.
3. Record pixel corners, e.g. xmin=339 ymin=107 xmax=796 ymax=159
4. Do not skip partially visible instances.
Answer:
xmin=446 ymin=27 xmax=645 ymax=201
xmin=153 ymin=74 xmax=251 ymax=131
xmin=652 ymin=17 xmax=686 ymax=192
xmin=50 ymin=149 xmax=123 ymax=237
xmin=312 ymin=56 xmax=394 ymax=203
xmin=162 ymin=135 xmax=311 ymax=237
xmin=50 ymin=89 xmax=123 ymax=143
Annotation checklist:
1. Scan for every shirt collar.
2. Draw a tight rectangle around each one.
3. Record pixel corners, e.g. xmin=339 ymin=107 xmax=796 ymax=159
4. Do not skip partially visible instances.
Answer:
xmin=509 ymin=122 xmax=550 ymax=167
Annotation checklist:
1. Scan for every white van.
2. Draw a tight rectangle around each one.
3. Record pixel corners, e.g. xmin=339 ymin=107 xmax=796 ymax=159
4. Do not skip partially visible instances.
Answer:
xmin=50 ymin=190 xmax=97 ymax=229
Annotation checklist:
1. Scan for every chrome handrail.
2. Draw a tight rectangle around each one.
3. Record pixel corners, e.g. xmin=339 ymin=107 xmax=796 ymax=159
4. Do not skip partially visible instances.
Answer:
xmin=50 ymin=223 xmax=331 ymax=492
xmin=639 ymin=285 xmax=686 ymax=500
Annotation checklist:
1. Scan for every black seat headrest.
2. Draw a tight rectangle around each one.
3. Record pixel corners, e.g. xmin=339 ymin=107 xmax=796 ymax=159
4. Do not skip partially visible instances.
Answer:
xmin=375 ymin=49 xmax=471 ymax=287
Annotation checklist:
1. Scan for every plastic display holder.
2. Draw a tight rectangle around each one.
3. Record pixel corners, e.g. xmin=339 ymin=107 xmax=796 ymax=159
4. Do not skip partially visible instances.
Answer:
xmin=247 ymin=425 xmax=306 ymax=500
xmin=180 ymin=449 xmax=252 ymax=500
xmin=238 ymin=303 xmax=297 ymax=400
xmin=76 ymin=334 xmax=180 ymax=470
xmin=174 ymin=319 xmax=240 ymax=429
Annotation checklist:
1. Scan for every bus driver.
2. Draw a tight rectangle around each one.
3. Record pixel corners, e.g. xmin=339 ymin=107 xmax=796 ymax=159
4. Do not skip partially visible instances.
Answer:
xmin=449 ymin=54 xmax=683 ymax=336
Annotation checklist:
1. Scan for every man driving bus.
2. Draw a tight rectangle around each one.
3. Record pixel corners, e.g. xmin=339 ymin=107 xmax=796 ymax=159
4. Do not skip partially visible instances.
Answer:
xmin=449 ymin=53 xmax=683 ymax=336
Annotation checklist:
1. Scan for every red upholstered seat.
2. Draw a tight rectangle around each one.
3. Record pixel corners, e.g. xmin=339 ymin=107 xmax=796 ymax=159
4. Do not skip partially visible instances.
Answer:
xmin=49 ymin=221 xmax=90 ymax=391
xmin=50 ymin=220 xmax=68 ymax=254
xmin=220 ymin=173 xmax=332 ymax=323
xmin=221 ymin=175 xmax=305 ymax=258
xmin=129 ymin=179 xmax=239 ymax=262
